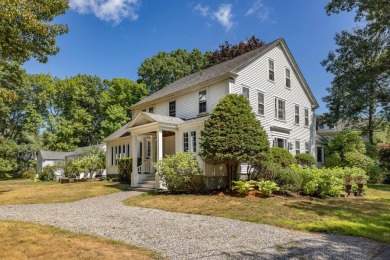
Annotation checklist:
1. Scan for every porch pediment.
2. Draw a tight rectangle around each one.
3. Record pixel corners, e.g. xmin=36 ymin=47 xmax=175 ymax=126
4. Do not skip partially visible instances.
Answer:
xmin=127 ymin=112 xmax=184 ymax=129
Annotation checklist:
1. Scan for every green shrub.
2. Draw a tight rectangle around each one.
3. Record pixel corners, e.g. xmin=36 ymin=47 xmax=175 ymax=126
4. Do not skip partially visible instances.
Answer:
xmin=39 ymin=165 xmax=58 ymax=181
xmin=252 ymin=160 xmax=302 ymax=192
xmin=154 ymin=152 xmax=200 ymax=192
xmin=295 ymin=153 xmax=316 ymax=166
xmin=257 ymin=180 xmax=279 ymax=197
xmin=116 ymin=158 xmax=132 ymax=183
xmin=232 ymin=180 xmax=255 ymax=194
xmin=271 ymin=147 xmax=296 ymax=167
xmin=22 ymin=168 xmax=36 ymax=180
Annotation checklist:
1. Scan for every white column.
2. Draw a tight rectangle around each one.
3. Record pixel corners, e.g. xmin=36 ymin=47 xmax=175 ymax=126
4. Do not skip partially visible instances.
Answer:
xmin=157 ymin=129 xmax=163 ymax=160
xmin=150 ymin=136 xmax=155 ymax=173
xmin=131 ymin=134 xmax=139 ymax=187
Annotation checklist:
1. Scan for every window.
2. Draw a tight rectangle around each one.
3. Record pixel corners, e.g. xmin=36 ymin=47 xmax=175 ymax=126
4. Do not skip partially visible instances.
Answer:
xmin=147 ymin=141 xmax=151 ymax=158
xmin=169 ymin=101 xmax=176 ymax=117
xmin=294 ymin=105 xmax=300 ymax=125
xmin=183 ymin=132 xmax=189 ymax=152
xmin=111 ymin=147 xmax=114 ymax=165
xmin=305 ymin=142 xmax=309 ymax=154
xmin=304 ymin=108 xmax=309 ymax=127
xmin=148 ymin=107 xmax=154 ymax=113
xmin=285 ymin=68 xmax=291 ymax=88
xmin=274 ymin=98 xmax=286 ymax=121
xmin=257 ymin=92 xmax=264 ymax=116
xmin=127 ymin=144 xmax=130 ymax=157
xmin=273 ymin=138 xmax=287 ymax=149
xmin=295 ymin=141 xmax=300 ymax=154
xmin=199 ymin=90 xmax=207 ymax=114
xmin=242 ymin=86 xmax=249 ymax=100
xmin=191 ymin=131 xmax=197 ymax=153
xmin=317 ymin=147 xmax=324 ymax=163
xmin=268 ymin=59 xmax=274 ymax=81
xmin=142 ymin=109 xmax=146 ymax=112
xmin=115 ymin=146 xmax=118 ymax=165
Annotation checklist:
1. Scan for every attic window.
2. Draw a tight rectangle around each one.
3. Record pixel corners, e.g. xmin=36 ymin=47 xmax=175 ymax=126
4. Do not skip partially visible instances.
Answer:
xmin=268 ymin=59 xmax=275 ymax=81
xmin=148 ymin=107 xmax=154 ymax=113
xmin=285 ymin=68 xmax=291 ymax=88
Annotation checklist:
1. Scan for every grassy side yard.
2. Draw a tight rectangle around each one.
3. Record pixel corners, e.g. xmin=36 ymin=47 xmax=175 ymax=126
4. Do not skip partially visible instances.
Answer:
xmin=124 ymin=184 xmax=390 ymax=243
xmin=0 ymin=221 xmax=158 ymax=259
xmin=0 ymin=179 xmax=131 ymax=205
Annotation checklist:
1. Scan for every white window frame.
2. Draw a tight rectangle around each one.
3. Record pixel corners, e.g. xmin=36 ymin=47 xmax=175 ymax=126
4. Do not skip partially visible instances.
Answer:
xmin=183 ymin=132 xmax=189 ymax=152
xmin=304 ymin=107 xmax=309 ymax=127
xmin=268 ymin=58 xmax=275 ymax=82
xmin=190 ymin=131 xmax=197 ymax=153
xmin=294 ymin=104 xmax=300 ymax=125
xmin=183 ymin=131 xmax=197 ymax=153
xmin=285 ymin=67 xmax=291 ymax=88
xmin=316 ymin=146 xmax=325 ymax=163
xmin=148 ymin=107 xmax=154 ymax=113
xmin=295 ymin=140 xmax=300 ymax=154
xmin=198 ymin=90 xmax=207 ymax=114
xmin=273 ymin=137 xmax=288 ymax=150
xmin=305 ymin=141 xmax=310 ymax=154
xmin=257 ymin=91 xmax=265 ymax=116
xmin=242 ymin=86 xmax=250 ymax=100
xmin=274 ymin=97 xmax=286 ymax=121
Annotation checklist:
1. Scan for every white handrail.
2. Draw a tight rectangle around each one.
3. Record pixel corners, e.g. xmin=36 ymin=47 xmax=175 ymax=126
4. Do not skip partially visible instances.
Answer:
xmin=137 ymin=160 xmax=154 ymax=173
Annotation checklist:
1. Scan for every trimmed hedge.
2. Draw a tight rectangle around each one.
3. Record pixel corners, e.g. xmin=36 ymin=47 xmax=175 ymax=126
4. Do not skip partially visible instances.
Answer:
xmin=295 ymin=153 xmax=316 ymax=166
xmin=271 ymin=147 xmax=295 ymax=167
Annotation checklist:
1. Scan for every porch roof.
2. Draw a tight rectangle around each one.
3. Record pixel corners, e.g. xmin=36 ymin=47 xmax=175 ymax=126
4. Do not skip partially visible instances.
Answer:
xmin=127 ymin=112 xmax=184 ymax=129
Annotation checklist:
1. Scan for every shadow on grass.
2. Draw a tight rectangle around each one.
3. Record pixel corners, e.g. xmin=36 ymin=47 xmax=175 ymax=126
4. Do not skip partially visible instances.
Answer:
xmin=103 ymin=182 xmax=133 ymax=192
xmin=368 ymin=184 xmax=390 ymax=192
xmin=287 ymin=198 xmax=390 ymax=243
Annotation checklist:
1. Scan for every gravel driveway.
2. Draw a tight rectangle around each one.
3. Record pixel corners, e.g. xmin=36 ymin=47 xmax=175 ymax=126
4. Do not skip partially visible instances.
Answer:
xmin=0 ymin=191 xmax=387 ymax=259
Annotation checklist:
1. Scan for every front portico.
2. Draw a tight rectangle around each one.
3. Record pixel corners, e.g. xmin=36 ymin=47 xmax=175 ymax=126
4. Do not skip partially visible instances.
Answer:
xmin=127 ymin=112 xmax=183 ymax=188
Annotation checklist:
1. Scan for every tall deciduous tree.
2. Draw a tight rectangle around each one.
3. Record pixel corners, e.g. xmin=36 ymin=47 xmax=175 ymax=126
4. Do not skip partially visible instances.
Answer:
xmin=100 ymin=78 xmax=149 ymax=138
xmin=322 ymin=0 xmax=390 ymax=144
xmin=137 ymin=49 xmax=210 ymax=93
xmin=200 ymin=94 xmax=269 ymax=189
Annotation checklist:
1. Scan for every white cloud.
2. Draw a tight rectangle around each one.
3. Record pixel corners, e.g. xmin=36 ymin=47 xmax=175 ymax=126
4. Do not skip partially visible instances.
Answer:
xmin=245 ymin=0 xmax=269 ymax=22
xmin=70 ymin=0 xmax=141 ymax=24
xmin=213 ymin=4 xmax=233 ymax=31
xmin=194 ymin=3 xmax=209 ymax=17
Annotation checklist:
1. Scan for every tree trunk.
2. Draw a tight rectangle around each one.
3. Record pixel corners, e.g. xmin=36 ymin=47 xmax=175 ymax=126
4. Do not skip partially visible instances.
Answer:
xmin=226 ymin=161 xmax=239 ymax=190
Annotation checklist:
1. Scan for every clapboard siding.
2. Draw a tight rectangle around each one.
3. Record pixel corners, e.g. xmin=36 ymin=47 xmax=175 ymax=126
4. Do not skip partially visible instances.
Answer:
xmin=231 ymin=45 xmax=316 ymax=155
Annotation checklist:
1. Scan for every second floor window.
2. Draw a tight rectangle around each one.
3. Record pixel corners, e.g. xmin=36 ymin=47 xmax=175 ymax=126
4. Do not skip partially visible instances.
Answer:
xmin=274 ymin=98 xmax=286 ymax=121
xmin=269 ymin=59 xmax=275 ymax=81
xmin=258 ymin=92 xmax=264 ymax=115
xmin=169 ymin=101 xmax=176 ymax=117
xmin=304 ymin=108 xmax=309 ymax=127
xmin=242 ymin=86 xmax=249 ymax=100
xmin=295 ymin=105 xmax=300 ymax=125
xmin=199 ymin=90 xmax=207 ymax=114
xmin=285 ymin=68 xmax=291 ymax=88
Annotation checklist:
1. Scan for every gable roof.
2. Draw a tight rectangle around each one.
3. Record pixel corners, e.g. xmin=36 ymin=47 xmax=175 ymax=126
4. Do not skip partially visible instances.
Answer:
xmin=132 ymin=38 xmax=319 ymax=109
xmin=39 ymin=150 xmax=73 ymax=160
xmin=104 ymin=121 xmax=132 ymax=142
xmin=128 ymin=112 xmax=184 ymax=128
xmin=65 ymin=143 xmax=106 ymax=157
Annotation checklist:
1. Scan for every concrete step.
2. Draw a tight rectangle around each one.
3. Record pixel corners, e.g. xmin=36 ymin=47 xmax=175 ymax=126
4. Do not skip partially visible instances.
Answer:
xmin=139 ymin=179 xmax=155 ymax=185
xmin=138 ymin=183 xmax=156 ymax=189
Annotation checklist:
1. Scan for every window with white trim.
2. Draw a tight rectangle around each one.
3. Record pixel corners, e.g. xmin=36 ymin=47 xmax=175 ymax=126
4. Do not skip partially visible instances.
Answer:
xmin=148 ymin=107 xmax=154 ymax=113
xmin=183 ymin=132 xmax=189 ymax=152
xmin=111 ymin=147 xmax=114 ymax=165
xmin=294 ymin=105 xmax=300 ymax=125
xmin=305 ymin=142 xmax=309 ymax=154
xmin=147 ymin=140 xmax=151 ymax=158
xmin=199 ymin=90 xmax=207 ymax=114
xmin=274 ymin=98 xmax=286 ymax=121
xmin=317 ymin=147 xmax=324 ymax=163
xmin=169 ymin=101 xmax=176 ymax=117
xmin=268 ymin=59 xmax=274 ymax=81
xmin=304 ymin=108 xmax=309 ymax=127
xmin=273 ymin=137 xmax=288 ymax=150
xmin=257 ymin=91 xmax=264 ymax=116
xmin=191 ymin=131 xmax=197 ymax=153
xmin=285 ymin=68 xmax=291 ymax=88
xmin=242 ymin=86 xmax=249 ymax=100
xmin=295 ymin=141 xmax=300 ymax=154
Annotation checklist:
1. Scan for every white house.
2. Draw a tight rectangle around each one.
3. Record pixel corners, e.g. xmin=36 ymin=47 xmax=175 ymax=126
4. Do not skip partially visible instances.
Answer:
xmin=105 ymin=38 xmax=319 ymax=189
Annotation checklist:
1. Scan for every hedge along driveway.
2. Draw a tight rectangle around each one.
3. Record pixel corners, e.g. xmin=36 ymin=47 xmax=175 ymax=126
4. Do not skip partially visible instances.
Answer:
xmin=0 ymin=191 xmax=386 ymax=259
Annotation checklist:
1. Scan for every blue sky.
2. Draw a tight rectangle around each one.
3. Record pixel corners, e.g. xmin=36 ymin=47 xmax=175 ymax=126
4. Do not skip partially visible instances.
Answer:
xmin=24 ymin=0 xmax=357 ymax=114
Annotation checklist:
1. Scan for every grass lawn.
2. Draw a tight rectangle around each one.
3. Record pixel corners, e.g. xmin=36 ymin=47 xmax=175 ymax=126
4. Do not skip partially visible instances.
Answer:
xmin=124 ymin=184 xmax=390 ymax=243
xmin=0 ymin=179 xmax=131 ymax=205
xmin=0 ymin=220 xmax=159 ymax=259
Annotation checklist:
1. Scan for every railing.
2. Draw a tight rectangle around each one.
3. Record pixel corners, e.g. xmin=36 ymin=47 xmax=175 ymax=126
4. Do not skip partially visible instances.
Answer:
xmin=137 ymin=160 xmax=154 ymax=173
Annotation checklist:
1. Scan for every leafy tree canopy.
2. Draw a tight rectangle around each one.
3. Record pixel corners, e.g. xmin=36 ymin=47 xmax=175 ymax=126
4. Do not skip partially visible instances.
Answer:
xmin=200 ymin=94 xmax=269 ymax=188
